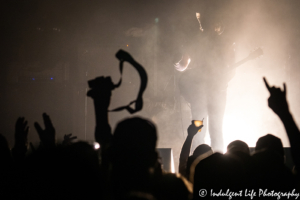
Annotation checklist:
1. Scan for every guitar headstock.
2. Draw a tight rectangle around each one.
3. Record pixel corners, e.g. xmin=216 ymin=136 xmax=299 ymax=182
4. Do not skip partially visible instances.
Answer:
xmin=247 ymin=47 xmax=264 ymax=60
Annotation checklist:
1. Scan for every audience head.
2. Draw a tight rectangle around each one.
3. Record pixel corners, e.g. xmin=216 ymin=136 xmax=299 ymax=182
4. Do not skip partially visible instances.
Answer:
xmin=193 ymin=152 xmax=244 ymax=199
xmin=112 ymin=117 xmax=158 ymax=168
xmin=255 ymin=134 xmax=284 ymax=159
xmin=157 ymin=173 xmax=191 ymax=200
xmin=23 ymin=141 xmax=101 ymax=199
xmin=187 ymin=144 xmax=213 ymax=183
xmin=193 ymin=144 xmax=212 ymax=157
xmin=227 ymin=140 xmax=250 ymax=155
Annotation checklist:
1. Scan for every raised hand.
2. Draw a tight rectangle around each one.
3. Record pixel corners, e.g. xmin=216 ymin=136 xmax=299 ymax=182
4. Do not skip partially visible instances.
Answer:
xmin=179 ymin=122 xmax=204 ymax=177
xmin=87 ymin=76 xmax=114 ymax=109
xmin=14 ymin=117 xmax=29 ymax=148
xmin=34 ymin=113 xmax=56 ymax=148
xmin=263 ymin=77 xmax=289 ymax=116
xmin=187 ymin=121 xmax=203 ymax=137
xmin=62 ymin=133 xmax=77 ymax=146
xmin=264 ymin=77 xmax=300 ymax=172
xmin=12 ymin=117 xmax=29 ymax=161
xmin=87 ymin=76 xmax=114 ymax=145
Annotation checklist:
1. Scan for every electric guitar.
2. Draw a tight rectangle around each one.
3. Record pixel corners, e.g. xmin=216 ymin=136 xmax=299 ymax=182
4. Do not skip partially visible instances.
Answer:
xmin=146 ymin=48 xmax=264 ymax=116
xmin=178 ymin=47 xmax=264 ymax=102
xmin=227 ymin=47 xmax=264 ymax=71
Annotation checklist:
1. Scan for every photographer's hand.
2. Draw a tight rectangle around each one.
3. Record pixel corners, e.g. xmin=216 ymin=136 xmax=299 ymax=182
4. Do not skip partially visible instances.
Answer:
xmin=87 ymin=76 xmax=114 ymax=109
xmin=87 ymin=76 xmax=113 ymax=146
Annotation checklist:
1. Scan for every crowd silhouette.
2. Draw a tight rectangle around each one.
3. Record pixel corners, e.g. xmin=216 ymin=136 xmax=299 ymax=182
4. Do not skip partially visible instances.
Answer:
xmin=0 ymin=50 xmax=299 ymax=200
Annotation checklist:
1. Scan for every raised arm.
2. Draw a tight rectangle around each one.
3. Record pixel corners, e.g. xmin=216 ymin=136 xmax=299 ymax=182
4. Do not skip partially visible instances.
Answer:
xmin=87 ymin=76 xmax=114 ymax=148
xmin=87 ymin=50 xmax=146 ymax=147
xmin=34 ymin=113 xmax=56 ymax=148
xmin=12 ymin=117 xmax=29 ymax=162
xmin=263 ymin=77 xmax=300 ymax=172
xmin=179 ymin=122 xmax=203 ymax=177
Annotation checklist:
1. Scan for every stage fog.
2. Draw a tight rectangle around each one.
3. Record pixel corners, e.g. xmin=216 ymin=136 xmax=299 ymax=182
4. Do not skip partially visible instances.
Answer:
xmin=2 ymin=0 xmax=300 ymax=170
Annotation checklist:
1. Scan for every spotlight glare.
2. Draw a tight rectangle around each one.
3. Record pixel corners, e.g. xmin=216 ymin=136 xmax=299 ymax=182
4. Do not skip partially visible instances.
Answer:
xmin=94 ymin=142 xmax=100 ymax=150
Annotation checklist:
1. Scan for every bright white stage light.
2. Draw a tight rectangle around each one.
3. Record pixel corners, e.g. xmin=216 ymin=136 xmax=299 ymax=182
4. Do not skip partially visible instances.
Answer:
xmin=94 ymin=142 xmax=100 ymax=150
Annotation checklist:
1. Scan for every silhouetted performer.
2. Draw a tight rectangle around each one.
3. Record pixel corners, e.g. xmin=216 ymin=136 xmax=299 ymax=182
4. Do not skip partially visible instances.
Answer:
xmin=175 ymin=14 xmax=235 ymax=152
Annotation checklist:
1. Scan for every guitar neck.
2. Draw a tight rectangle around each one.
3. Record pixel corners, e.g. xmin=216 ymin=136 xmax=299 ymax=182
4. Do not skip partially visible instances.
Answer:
xmin=229 ymin=56 xmax=250 ymax=70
